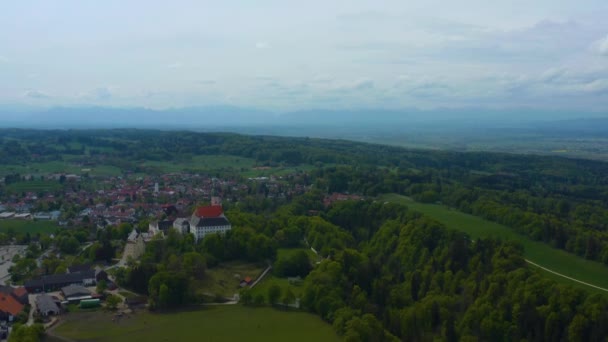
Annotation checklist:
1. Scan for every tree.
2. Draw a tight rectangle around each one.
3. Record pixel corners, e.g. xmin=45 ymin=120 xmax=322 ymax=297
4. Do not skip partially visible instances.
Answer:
xmin=96 ymin=279 xmax=108 ymax=294
xmin=253 ymin=294 xmax=265 ymax=306
xmin=240 ymin=288 xmax=253 ymax=306
xmin=282 ymin=288 xmax=296 ymax=307
xmin=268 ymin=284 xmax=281 ymax=305
xmin=105 ymin=294 xmax=122 ymax=310
xmin=158 ymin=284 xmax=170 ymax=310
xmin=8 ymin=323 xmax=44 ymax=342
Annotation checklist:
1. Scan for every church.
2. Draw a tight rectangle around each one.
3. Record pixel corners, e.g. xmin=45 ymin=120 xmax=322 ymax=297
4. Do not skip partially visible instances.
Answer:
xmin=173 ymin=200 xmax=232 ymax=241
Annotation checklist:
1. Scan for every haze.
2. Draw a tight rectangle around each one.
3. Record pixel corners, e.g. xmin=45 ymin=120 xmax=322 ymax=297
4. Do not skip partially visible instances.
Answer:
xmin=2 ymin=0 xmax=608 ymax=112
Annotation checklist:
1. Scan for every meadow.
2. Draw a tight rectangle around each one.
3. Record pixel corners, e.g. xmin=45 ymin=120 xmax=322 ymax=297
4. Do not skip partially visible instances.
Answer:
xmin=381 ymin=194 xmax=608 ymax=295
xmin=0 ymin=219 xmax=61 ymax=234
xmin=198 ymin=261 xmax=266 ymax=298
xmin=51 ymin=305 xmax=340 ymax=342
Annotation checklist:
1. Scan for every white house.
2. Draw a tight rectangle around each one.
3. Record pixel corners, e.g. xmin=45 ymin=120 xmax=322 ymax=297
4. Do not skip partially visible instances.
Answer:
xmin=173 ymin=205 xmax=231 ymax=241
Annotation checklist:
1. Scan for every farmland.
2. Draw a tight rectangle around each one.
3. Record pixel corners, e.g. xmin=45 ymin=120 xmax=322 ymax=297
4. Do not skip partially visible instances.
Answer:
xmin=381 ymin=194 xmax=608 ymax=295
xmin=51 ymin=305 xmax=340 ymax=342
xmin=0 ymin=219 xmax=61 ymax=234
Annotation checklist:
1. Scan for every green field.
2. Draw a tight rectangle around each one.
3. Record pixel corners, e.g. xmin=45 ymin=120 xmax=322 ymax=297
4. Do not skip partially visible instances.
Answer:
xmin=277 ymin=247 xmax=319 ymax=262
xmin=0 ymin=160 xmax=122 ymax=178
xmin=51 ymin=305 xmax=340 ymax=342
xmin=199 ymin=262 xmax=266 ymax=298
xmin=249 ymin=276 xmax=304 ymax=301
xmin=381 ymin=194 xmax=608 ymax=295
xmin=0 ymin=219 xmax=61 ymax=234
xmin=5 ymin=180 xmax=63 ymax=193
xmin=141 ymin=155 xmax=256 ymax=173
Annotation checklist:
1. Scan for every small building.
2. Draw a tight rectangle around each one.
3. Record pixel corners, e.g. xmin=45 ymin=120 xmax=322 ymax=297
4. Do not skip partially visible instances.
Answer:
xmin=0 ymin=293 xmax=24 ymax=322
xmin=36 ymin=294 xmax=60 ymax=316
xmin=61 ymin=284 xmax=92 ymax=303
xmin=13 ymin=213 xmax=32 ymax=220
xmin=0 ymin=212 xmax=15 ymax=219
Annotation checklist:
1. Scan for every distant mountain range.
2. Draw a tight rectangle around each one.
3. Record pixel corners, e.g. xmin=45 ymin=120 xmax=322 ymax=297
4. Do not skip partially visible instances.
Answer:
xmin=0 ymin=105 xmax=607 ymax=135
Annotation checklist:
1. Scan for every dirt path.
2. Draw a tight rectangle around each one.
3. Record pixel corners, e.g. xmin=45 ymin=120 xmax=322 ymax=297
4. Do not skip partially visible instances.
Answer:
xmin=525 ymin=259 xmax=608 ymax=293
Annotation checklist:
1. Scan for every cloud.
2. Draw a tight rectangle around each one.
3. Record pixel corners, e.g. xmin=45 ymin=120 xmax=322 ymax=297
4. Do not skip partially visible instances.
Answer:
xmin=594 ymin=35 xmax=608 ymax=56
xmin=78 ymin=87 xmax=113 ymax=101
xmin=167 ymin=62 xmax=183 ymax=69
xmin=0 ymin=55 xmax=8 ymax=63
xmin=255 ymin=42 xmax=270 ymax=49
xmin=197 ymin=80 xmax=216 ymax=85
xmin=23 ymin=90 xmax=50 ymax=99
xmin=93 ymin=87 xmax=112 ymax=101
xmin=352 ymin=79 xmax=374 ymax=90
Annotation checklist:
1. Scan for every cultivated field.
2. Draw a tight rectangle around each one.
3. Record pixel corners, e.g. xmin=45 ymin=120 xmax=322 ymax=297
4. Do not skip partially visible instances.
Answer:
xmin=51 ymin=305 xmax=340 ymax=342
xmin=381 ymin=194 xmax=608 ymax=295
xmin=0 ymin=219 xmax=61 ymax=234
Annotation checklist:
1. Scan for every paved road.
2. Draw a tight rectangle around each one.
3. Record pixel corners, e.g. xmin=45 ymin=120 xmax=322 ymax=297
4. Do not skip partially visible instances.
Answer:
xmin=525 ymin=259 xmax=608 ymax=293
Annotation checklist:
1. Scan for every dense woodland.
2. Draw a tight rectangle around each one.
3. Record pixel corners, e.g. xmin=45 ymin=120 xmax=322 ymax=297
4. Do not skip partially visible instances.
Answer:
xmin=2 ymin=129 xmax=608 ymax=340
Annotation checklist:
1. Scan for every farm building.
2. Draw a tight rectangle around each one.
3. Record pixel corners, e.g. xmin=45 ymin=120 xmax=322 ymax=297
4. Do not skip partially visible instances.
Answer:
xmin=25 ymin=266 xmax=107 ymax=292
xmin=36 ymin=294 xmax=60 ymax=316
xmin=61 ymin=284 xmax=92 ymax=303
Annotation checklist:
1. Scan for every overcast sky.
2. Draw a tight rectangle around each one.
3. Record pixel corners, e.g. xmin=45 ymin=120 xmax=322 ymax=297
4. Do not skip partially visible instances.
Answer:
xmin=1 ymin=0 xmax=608 ymax=111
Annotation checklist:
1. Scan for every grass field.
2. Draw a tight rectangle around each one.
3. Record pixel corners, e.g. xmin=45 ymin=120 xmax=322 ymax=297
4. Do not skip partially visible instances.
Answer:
xmin=141 ymin=155 xmax=256 ymax=173
xmin=199 ymin=262 xmax=266 ymax=298
xmin=0 ymin=219 xmax=61 ymax=234
xmin=381 ymin=194 xmax=608 ymax=295
xmin=5 ymin=180 xmax=63 ymax=193
xmin=0 ymin=160 xmax=122 ymax=178
xmin=51 ymin=305 xmax=339 ymax=342
xmin=249 ymin=276 xmax=304 ymax=300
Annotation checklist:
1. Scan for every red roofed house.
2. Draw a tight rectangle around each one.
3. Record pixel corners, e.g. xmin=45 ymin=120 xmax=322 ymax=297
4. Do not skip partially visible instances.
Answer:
xmin=0 ymin=292 xmax=24 ymax=322
xmin=186 ymin=205 xmax=231 ymax=242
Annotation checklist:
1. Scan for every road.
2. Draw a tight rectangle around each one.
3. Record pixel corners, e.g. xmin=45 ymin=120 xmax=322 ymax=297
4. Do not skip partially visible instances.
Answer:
xmin=525 ymin=259 xmax=608 ymax=293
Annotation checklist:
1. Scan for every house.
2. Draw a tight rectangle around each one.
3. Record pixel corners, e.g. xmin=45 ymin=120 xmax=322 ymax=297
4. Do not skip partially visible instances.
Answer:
xmin=36 ymin=294 xmax=60 ymax=316
xmin=0 ymin=293 xmax=24 ymax=322
xmin=173 ymin=218 xmax=190 ymax=234
xmin=0 ymin=286 xmax=28 ymax=305
xmin=61 ymin=284 xmax=92 ymax=303
xmin=189 ymin=205 xmax=232 ymax=241
xmin=148 ymin=220 xmax=174 ymax=236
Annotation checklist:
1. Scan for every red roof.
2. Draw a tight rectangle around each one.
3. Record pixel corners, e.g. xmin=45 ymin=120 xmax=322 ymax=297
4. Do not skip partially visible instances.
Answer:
xmin=12 ymin=287 xmax=27 ymax=297
xmin=0 ymin=293 xmax=24 ymax=316
xmin=195 ymin=205 xmax=223 ymax=218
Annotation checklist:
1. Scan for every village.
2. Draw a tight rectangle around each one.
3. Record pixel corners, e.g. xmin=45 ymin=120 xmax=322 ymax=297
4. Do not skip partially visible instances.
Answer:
xmin=0 ymin=168 xmax=364 ymax=341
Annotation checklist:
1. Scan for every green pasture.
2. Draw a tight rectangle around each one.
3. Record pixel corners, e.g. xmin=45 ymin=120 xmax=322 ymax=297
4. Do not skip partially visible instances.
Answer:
xmin=0 ymin=219 xmax=61 ymax=234
xmin=52 ymin=305 xmax=340 ymax=342
xmin=381 ymin=194 xmax=608 ymax=295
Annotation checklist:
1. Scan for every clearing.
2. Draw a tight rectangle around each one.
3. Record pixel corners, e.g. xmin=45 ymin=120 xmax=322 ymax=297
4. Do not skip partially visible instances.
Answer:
xmin=381 ymin=194 xmax=608 ymax=295
xmin=51 ymin=305 xmax=340 ymax=342
xmin=198 ymin=261 xmax=266 ymax=298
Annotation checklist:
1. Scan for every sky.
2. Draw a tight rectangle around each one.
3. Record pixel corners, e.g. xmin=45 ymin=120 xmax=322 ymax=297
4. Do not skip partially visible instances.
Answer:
xmin=1 ymin=0 xmax=608 ymax=111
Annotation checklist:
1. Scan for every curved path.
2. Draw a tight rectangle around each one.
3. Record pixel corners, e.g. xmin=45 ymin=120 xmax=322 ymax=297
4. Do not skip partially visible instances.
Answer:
xmin=525 ymin=259 xmax=608 ymax=293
